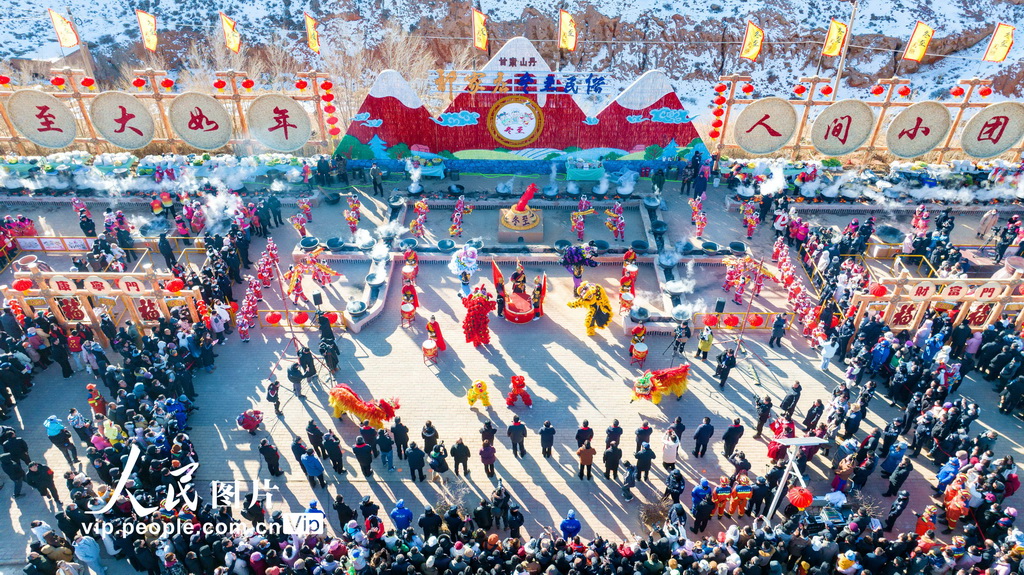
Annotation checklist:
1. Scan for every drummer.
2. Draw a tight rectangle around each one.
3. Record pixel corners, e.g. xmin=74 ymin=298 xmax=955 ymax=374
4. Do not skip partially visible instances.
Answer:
xmin=403 ymin=248 xmax=419 ymax=286
xmin=629 ymin=320 xmax=646 ymax=355
xmin=620 ymin=265 xmax=638 ymax=296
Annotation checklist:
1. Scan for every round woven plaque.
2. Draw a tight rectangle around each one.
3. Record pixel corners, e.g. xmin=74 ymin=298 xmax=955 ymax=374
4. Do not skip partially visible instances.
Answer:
xmin=169 ymin=92 xmax=233 ymax=151
xmin=7 ymin=90 xmax=77 ymax=148
xmin=886 ymin=101 xmax=951 ymax=159
xmin=733 ymin=97 xmax=797 ymax=155
xmin=960 ymin=102 xmax=1024 ymax=159
xmin=246 ymin=94 xmax=312 ymax=152
xmin=89 ymin=91 xmax=155 ymax=149
xmin=811 ymin=99 xmax=874 ymax=156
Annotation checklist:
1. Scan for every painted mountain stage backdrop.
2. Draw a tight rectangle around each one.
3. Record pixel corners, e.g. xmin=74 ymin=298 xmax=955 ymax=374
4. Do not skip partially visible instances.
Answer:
xmin=339 ymin=37 xmax=707 ymax=163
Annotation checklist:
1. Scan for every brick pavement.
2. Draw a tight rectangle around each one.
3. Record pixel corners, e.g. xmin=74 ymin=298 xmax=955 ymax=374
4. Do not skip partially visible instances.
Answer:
xmin=0 ymin=184 xmax=1021 ymax=569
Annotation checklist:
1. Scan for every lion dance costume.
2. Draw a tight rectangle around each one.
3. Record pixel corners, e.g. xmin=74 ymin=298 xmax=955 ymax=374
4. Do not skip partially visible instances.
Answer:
xmin=462 ymin=287 xmax=496 ymax=346
xmin=467 ymin=380 xmax=491 ymax=407
xmin=327 ymin=384 xmax=400 ymax=428
xmin=567 ymin=281 xmax=612 ymax=336
xmin=631 ymin=364 xmax=690 ymax=404
xmin=506 ymin=375 xmax=532 ymax=407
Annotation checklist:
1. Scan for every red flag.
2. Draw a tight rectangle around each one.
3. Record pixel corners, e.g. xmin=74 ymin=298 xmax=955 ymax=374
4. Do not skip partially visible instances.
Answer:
xmin=492 ymin=261 xmax=504 ymax=291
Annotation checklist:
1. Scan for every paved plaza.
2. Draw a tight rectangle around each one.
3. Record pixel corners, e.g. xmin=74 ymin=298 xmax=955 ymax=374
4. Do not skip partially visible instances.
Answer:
xmin=0 ymin=178 xmax=1022 ymax=570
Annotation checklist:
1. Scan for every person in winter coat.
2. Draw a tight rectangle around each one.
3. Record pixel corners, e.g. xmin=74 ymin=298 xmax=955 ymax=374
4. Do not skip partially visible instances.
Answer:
xmin=376 ymin=429 xmax=395 ymax=472
xmin=506 ymin=415 xmax=528 ymax=457
xmin=450 ymin=438 xmax=470 ymax=476
xmin=603 ymin=441 xmax=622 ymax=480
xmin=664 ymin=469 xmax=686 ymax=504
xmin=428 ymin=444 xmax=449 ymax=482
xmin=479 ymin=440 xmax=496 ymax=477
xmin=538 ymin=421 xmax=556 ymax=458
xmin=576 ymin=440 xmax=597 ymax=480
xmin=389 ymin=500 xmax=413 ymax=530
xmin=820 ymin=338 xmax=840 ymax=371
xmin=882 ymin=457 xmax=914 ymax=496
xmin=418 ymin=506 xmax=442 ymax=538
xmin=300 ymin=449 xmax=327 ymax=487
xmin=406 ymin=442 xmax=426 ymax=482
xmin=721 ymin=419 xmax=744 ymax=457
xmin=634 ymin=442 xmax=656 ymax=481
xmin=661 ymin=430 xmax=680 ymax=470
xmin=258 ymin=439 xmax=283 ymax=476
xmin=237 ymin=409 xmax=262 ymax=435
xmin=353 ymin=437 xmax=374 ymax=478
xmin=322 ymin=430 xmax=346 ymax=474
xmin=695 ymin=327 xmax=714 ymax=360
xmin=559 ymin=510 xmax=582 ymax=539
xmin=768 ymin=315 xmax=787 ymax=348
xmin=72 ymin=536 xmax=104 ymax=575
xmin=421 ymin=421 xmax=439 ymax=453
xmin=26 ymin=461 xmax=61 ymax=503
xmin=390 ymin=416 xmax=409 ymax=459
xmin=621 ymin=462 xmax=637 ymax=501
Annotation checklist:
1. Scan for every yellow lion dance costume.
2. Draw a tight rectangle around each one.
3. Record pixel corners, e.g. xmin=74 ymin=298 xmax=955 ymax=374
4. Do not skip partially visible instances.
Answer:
xmin=631 ymin=364 xmax=690 ymax=404
xmin=567 ymin=281 xmax=613 ymax=336
xmin=467 ymin=379 xmax=491 ymax=407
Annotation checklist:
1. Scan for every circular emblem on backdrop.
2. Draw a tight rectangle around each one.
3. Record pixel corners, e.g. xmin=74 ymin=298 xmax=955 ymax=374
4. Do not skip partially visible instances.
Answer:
xmin=169 ymin=92 xmax=233 ymax=151
xmin=733 ymin=97 xmax=797 ymax=155
xmin=89 ymin=91 xmax=155 ymax=150
xmin=811 ymin=99 xmax=874 ymax=156
xmin=487 ymin=95 xmax=544 ymax=148
xmin=885 ymin=101 xmax=951 ymax=159
xmin=246 ymin=94 xmax=312 ymax=152
xmin=7 ymin=90 xmax=77 ymax=148
xmin=960 ymin=102 xmax=1024 ymax=159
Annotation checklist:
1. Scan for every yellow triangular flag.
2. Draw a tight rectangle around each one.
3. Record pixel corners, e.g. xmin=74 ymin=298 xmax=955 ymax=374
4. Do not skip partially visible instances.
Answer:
xmin=821 ymin=19 xmax=848 ymax=57
xmin=304 ymin=13 xmax=321 ymax=54
xmin=48 ymin=9 xmax=79 ymax=48
xmin=983 ymin=23 xmax=1014 ymax=63
xmin=902 ymin=21 xmax=934 ymax=62
xmin=220 ymin=12 xmax=241 ymax=54
xmin=739 ymin=22 xmax=764 ymax=61
xmin=559 ymin=10 xmax=578 ymax=51
xmin=136 ymin=10 xmax=158 ymax=52
xmin=472 ymin=9 xmax=488 ymax=51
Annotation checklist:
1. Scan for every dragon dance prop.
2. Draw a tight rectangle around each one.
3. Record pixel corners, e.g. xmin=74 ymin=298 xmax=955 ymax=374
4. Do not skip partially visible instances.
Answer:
xmin=328 ymin=384 xmax=400 ymax=428
xmin=631 ymin=364 xmax=690 ymax=404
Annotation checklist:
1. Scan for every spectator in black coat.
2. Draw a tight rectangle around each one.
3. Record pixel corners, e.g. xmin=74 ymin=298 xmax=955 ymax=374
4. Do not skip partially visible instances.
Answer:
xmin=575 ymin=420 xmax=594 ymax=448
xmin=692 ymin=417 xmax=715 ymax=458
xmin=390 ymin=417 xmax=409 ymax=459
xmin=538 ymin=421 xmax=556 ymax=458
xmin=721 ymin=419 xmax=744 ymax=457
xmin=635 ymin=421 xmax=654 ymax=452
xmin=605 ymin=420 xmax=623 ymax=449
xmin=406 ymin=442 xmax=426 ymax=482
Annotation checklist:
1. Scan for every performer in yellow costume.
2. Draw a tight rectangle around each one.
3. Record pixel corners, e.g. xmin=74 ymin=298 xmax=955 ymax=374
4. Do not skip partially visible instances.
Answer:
xmin=467 ymin=379 xmax=491 ymax=407
xmin=567 ymin=281 xmax=613 ymax=336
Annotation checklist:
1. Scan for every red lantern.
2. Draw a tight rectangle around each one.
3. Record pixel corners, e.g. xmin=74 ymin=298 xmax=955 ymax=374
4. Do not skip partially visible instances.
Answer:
xmin=320 ymin=81 xmax=333 ymax=91
xmin=325 ymin=312 xmax=339 ymax=324
xmin=787 ymin=486 xmax=813 ymax=510
xmin=708 ymin=129 xmax=721 ymax=139
xmin=81 ymin=77 xmax=95 ymax=89
xmin=897 ymin=85 xmax=911 ymax=97
xmin=793 ymin=85 xmax=806 ymax=95
xmin=324 ymin=105 xmax=337 ymax=114
xmin=326 ymin=116 xmax=339 ymax=125
xmin=51 ymin=77 xmax=66 ymax=88
xmin=950 ymin=86 xmax=965 ymax=97
xmin=724 ymin=314 xmax=740 ymax=327
xmin=295 ymin=80 xmax=308 ymax=90
xmin=712 ymin=108 xmax=725 ymax=117
xmin=703 ymin=315 xmax=718 ymax=327
xmin=12 ymin=279 xmax=33 ymax=292
xmin=293 ymin=312 xmax=309 ymax=324
xmin=979 ymin=86 xmax=993 ymax=97
xmin=132 ymin=78 xmax=146 ymax=89
xmin=870 ymin=85 xmax=884 ymax=96
xmin=748 ymin=315 xmax=765 ymax=327
xmin=711 ymin=119 xmax=723 ymax=128
xmin=165 ymin=278 xmax=185 ymax=293
xmin=328 ymin=127 xmax=341 ymax=136
xmin=714 ymin=83 xmax=727 ymax=93
xmin=869 ymin=283 xmax=888 ymax=297
xmin=241 ymin=78 xmax=255 ymax=90
xmin=213 ymin=79 xmax=227 ymax=91
xmin=321 ymin=93 xmax=335 ymax=102
xmin=0 ymin=75 xmax=10 ymax=86
xmin=713 ymin=95 xmax=726 ymax=105
xmin=820 ymin=85 xmax=833 ymax=96
xmin=741 ymin=84 xmax=754 ymax=94
xmin=265 ymin=312 xmax=282 ymax=324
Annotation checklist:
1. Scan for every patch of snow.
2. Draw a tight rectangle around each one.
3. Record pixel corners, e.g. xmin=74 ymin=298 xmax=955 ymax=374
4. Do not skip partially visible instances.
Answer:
xmin=368 ymin=70 xmax=424 ymax=109
xmin=602 ymin=70 xmax=675 ymax=111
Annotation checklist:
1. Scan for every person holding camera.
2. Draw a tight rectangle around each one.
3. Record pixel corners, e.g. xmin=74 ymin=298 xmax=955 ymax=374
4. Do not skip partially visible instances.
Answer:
xmin=753 ymin=395 xmax=773 ymax=439
xmin=673 ymin=320 xmax=691 ymax=354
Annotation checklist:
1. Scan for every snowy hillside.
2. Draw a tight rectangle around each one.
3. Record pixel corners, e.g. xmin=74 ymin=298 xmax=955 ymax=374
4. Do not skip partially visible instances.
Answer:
xmin=3 ymin=0 xmax=1022 ymax=110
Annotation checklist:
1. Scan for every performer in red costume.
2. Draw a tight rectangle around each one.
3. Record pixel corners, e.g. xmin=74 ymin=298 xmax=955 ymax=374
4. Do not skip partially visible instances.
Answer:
xmin=461 ymin=286 xmax=497 ymax=347
xmin=426 ymin=315 xmax=447 ymax=352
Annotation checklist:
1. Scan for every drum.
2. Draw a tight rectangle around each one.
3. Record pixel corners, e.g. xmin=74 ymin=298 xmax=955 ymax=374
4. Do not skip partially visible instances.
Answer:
xmin=619 ymin=292 xmax=635 ymax=313
xmin=402 ymin=265 xmax=417 ymax=285
xmin=631 ymin=342 xmax=649 ymax=361
xmin=422 ymin=339 xmax=438 ymax=361
xmin=400 ymin=303 xmax=415 ymax=320
xmin=625 ymin=264 xmax=639 ymax=277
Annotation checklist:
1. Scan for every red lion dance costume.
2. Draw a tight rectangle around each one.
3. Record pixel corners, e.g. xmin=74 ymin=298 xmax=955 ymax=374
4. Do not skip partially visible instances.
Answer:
xmin=506 ymin=375 xmax=533 ymax=407
xmin=462 ymin=287 xmax=496 ymax=347
xmin=327 ymin=384 xmax=400 ymax=428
